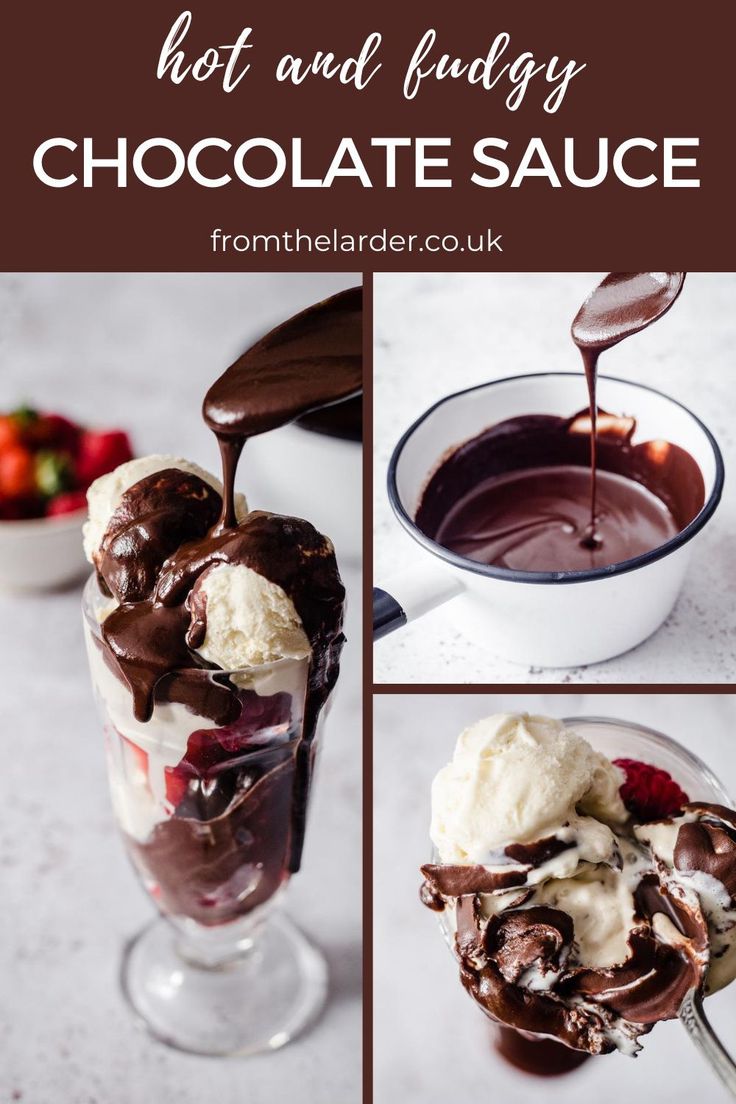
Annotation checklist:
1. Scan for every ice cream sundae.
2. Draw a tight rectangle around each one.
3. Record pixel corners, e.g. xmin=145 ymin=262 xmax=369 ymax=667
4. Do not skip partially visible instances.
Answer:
xmin=422 ymin=713 xmax=736 ymax=1062
xmin=81 ymin=285 xmax=362 ymax=1054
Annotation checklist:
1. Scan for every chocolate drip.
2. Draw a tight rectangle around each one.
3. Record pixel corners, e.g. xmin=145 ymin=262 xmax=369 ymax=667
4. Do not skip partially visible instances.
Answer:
xmin=419 ymin=881 xmax=445 ymax=912
xmin=101 ymin=601 xmax=239 ymax=725
xmin=417 ymin=410 xmax=703 ymax=572
xmin=571 ymin=272 xmax=685 ymax=543
xmin=492 ymin=1025 xmax=591 ymax=1076
xmin=215 ymin=437 xmax=244 ymax=533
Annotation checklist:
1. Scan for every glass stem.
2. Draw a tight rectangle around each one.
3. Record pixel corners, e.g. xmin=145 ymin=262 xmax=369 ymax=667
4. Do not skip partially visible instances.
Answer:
xmin=172 ymin=914 xmax=264 ymax=970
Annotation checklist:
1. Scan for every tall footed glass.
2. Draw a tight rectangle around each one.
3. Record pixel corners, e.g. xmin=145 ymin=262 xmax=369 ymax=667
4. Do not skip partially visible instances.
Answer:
xmin=82 ymin=575 xmax=327 ymax=1056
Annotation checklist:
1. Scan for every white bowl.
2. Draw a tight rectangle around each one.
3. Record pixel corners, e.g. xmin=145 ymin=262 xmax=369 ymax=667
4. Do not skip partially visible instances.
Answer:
xmin=0 ymin=508 xmax=88 ymax=590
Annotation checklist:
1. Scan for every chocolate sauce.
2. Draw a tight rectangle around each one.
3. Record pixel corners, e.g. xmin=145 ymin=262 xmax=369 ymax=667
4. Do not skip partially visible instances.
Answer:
xmin=572 ymin=272 xmax=685 ymax=544
xmin=417 ymin=273 xmax=690 ymax=571
xmin=674 ymin=803 xmax=736 ymax=899
xmin=417 ymin=411 xmax=704 ymax=571
xmin=97 ymin=285 xmax=362 ymax=893
xmin=203 ymin=286 xmax=362 ymax=442
xmin=421 ymin=799 xmax=736 ymax=1058
xmin=98 ymin=469 xmax=223 ymax=603
xmin=435 ymin=465 xmax=678 ymax=572
xmin=130 ymin=749 xmax=296 ymax=927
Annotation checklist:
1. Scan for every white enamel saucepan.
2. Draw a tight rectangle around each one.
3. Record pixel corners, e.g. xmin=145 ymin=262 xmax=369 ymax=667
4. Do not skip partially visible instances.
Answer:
xmin=374 ymin=373 xmax=723 ymax=668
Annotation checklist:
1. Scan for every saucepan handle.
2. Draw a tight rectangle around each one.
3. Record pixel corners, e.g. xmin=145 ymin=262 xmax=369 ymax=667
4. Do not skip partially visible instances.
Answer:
xmin=372 ymin=563 xmax=464 ymax=641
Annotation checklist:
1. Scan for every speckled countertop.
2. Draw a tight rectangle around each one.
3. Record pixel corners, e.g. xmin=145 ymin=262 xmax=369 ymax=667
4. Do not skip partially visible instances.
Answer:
xmin=374 ymin=692 xmax=736 ymax=1104
xmin=373 ymin=272 xmax=735 ymax=685
xmin=0 ymin=273 xmax=361 ymax=1104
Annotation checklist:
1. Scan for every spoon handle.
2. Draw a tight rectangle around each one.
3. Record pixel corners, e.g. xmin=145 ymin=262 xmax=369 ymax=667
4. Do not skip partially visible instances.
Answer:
xmin=681 ymin=989 xmax=736 ymax=1097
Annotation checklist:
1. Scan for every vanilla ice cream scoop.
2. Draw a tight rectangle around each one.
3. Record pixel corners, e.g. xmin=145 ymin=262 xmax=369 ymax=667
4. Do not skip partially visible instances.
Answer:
xmin=430 ymin=712 xmax=627 ymax=863
xmin=189 ymin=562 xmax=310 ymax=670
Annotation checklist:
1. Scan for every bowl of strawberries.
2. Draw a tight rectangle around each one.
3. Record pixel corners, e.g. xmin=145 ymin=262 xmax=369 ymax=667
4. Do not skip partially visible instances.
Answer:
xmin=0 ymin=406 xmax=133 ymax=590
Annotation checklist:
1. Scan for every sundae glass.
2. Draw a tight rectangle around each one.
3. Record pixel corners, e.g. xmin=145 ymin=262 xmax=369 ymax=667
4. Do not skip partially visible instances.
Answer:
xmin=83 ymin=575 xmax=327 ymax=1056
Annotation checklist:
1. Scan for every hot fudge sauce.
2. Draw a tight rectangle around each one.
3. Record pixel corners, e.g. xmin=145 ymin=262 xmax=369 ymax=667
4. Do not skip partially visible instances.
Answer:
xmin=416 ymin=273 xmax=699 ymax=571
xmin=571 ymin=272 xmax=685 ymax=544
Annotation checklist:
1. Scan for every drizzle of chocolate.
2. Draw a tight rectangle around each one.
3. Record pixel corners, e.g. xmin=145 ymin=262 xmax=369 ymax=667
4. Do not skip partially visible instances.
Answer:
xmin=421 ymin=837 xmax=578 ymax=900
xmin=100 ymin=602 xmax=240 ymax=726
xmin=97 ymin=285 xmax=361 ymax=878
xmin=416 ymin=409 xmax=704 ymax=572
xmin=571 ymin=272 xmax=685 ymax=545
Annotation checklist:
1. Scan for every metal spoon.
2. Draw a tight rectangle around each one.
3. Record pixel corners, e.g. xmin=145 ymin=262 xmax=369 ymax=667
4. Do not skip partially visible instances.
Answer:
xmin=680 ymin=987 xmax=736 ymax=1097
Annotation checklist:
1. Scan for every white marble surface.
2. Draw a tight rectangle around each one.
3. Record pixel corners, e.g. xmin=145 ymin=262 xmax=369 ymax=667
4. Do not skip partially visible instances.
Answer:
xmin=373 ymin=272 xmax=735 ymax=684
xmin=374 ymin=692 xmax=736 ymax=1103
xmin=0 ymin=273 xmax=362 ymax=1104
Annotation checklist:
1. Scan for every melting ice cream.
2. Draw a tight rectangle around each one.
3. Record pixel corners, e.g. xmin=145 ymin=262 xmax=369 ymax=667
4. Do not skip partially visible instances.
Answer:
xmin=422 ymin=713 xmax=736 ymax=1056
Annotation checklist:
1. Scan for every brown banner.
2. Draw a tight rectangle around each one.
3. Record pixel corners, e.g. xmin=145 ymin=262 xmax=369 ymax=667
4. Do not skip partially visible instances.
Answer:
xmin=3 ymin=1 xmax=733 ymax=269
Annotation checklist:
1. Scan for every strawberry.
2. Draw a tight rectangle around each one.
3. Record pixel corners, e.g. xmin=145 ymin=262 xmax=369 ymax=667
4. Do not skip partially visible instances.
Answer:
xmin=121 ymin=735 xmax=150 ymax=780
xmin=0 ymin=415 xmax=21 ymax=451
xmin=76 ymin=430 xmax=133 ymax=488
xmin=0 ymin=445 xmax=36 ymax=497
xmin=614 ymin=758 xmax=689 ymax=822
xmin=27 ymin=413 xmax=82 ymax=455
xmin=164 ymin=765 xmax=191 ymax=809
xmin=46 ymin=490 xmax=87 ymax=516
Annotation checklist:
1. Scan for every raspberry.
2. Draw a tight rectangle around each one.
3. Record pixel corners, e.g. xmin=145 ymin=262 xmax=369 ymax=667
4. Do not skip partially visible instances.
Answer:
xmin=614 ymin=758 xmax=689 ymax=821
xmin=162 ymin=691 xmax=292 ymax=816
